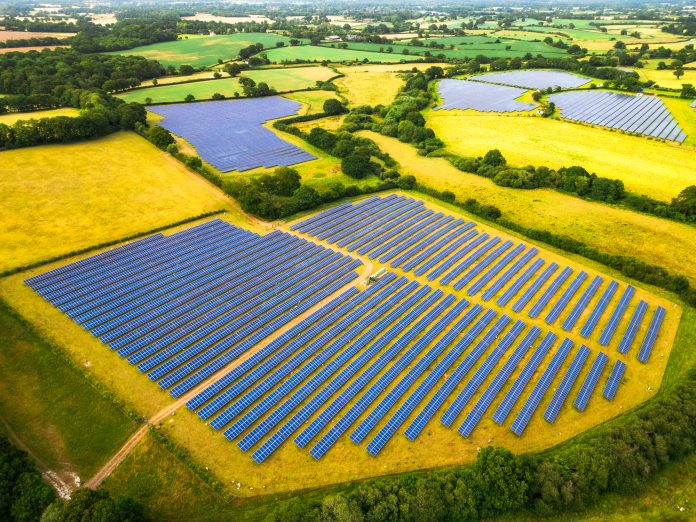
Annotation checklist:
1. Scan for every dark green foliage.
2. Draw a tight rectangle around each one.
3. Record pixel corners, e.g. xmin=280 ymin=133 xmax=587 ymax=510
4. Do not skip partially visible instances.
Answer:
xmin=473 ymin=447 xmax=528 ymax=516
xmin=252 ymin=167 xmax=301 ymax=197
xmin=145 ymin=125 xmax=175 ymax=150
xmin=671 ymin=185 xmax=696 ymax=219
xmin=341 ymin=151 xmax=380 ymax=179
xmin=44 ymin=488 xmax=146 ymax=522
xmin=0 ymin=49 xmax=164 ymax=98
xmin=69 ymin=18 xmax=177 ymax=53
xmin=482 ymin=148 xmax=506 ymax=167
xmin=397 ymin=174 xmax=416 ymax=189
xmin=238 ymin=77 xmax=276 ymax=97
xmin=322 ymin=98 xmax=347 ymax=116
xmin=307 ymin=127 xmax=338 ymax=151
xmin=0 ymin=434 xmax=55 ymax=522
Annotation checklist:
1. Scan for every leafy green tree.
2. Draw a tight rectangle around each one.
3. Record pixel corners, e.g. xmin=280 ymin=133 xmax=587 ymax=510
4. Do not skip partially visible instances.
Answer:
xmin=179 ymin=64 xmax=194 ymax=75
xmin=147 ymin=126 xmax=175 ymax=149
xmin=322 ymin=98 xmax=346 ymax=116
xmin=482 ymin=149 xmax=506 ymax=167
xmin=473 ymin=447 xmax=528 ymax=516
xmin=672 ymin=185 xmax=696 ymax=217
xmin=341 ymin=153 xmax=379 ymax=179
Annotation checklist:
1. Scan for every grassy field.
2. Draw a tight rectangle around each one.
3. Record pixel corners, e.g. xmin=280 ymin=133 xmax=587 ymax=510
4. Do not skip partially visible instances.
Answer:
xmin=0 ymin=107 xmax=80 ymax=125
xmin=426 ymin=109 xmax=696 ymax=201
xmin=264 ymin=45 xmax=414 ymax=64
xmin=360 ymin=132 xmax=696 ymax=286
xmin=117 ymin=67 xmax=336 ymax=104
xmin=107 ymin=34 xmax=299 ymax=68
xmin=0 ymin=132 xmax=231 ymax=273
xmin=0 ymin=300 xmax=136 ymax=482
xmin=283 ymin=89 xmax=340 ymax=114
xmin=635 ymin=66 xmax=696 ymax=89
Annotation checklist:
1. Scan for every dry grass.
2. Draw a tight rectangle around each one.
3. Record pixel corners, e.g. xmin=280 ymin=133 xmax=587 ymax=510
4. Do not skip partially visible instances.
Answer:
xmin=0 ymin=193 xmax=680 ymax=499
xmin=426 ymin=109 xmax=696 ymax=201
xmin=360 ymin=131 xmax=696 ymax=286
xmin=0 ymin=107 xmax=79 ymax=125
xmin=0 ymin=132 xmax=231 ymax=272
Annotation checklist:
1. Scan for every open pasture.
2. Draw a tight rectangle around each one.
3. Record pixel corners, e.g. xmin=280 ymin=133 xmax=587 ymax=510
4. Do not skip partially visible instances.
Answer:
xmin=635 ymin=66 xmax=696 ymax=90
xmin=264 ymin=45 xmax=414 ymax=64
xmin=436 ymin=79 xmax=536 ymax=112
xmin=149 ymin=98 xmax=315 ymax=172
xmin=0 ymin=30 xmax=74 ymax=41
xmin=472 ymin=69 xmax=590 ymax=89
xmin=360 ymin=132 xmax=696 ymax=287
xmin=0 ymin=132 xmax=229 ymax=273
xmin=549 ymin=91 xmax=686 ymax=142
xmin=106 ymin=34 xmax=298 ymax=68
xmin=14 ymin=194 xmax=678 ymax=495
xmin=426 ymin=110 xmax=696 ymax=201
xmin=118 ymin=66 xmax=336 ymax=104
xmin=0 ymin=107 xmax=79 ymax=125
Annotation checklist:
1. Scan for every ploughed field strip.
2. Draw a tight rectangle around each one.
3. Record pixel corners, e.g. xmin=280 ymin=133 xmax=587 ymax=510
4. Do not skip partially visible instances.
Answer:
xmin=548 ymin=90 xmax=687 ymax=142
xmin=436 ymin=79 xmax=536 ymax=112
xmin=25 ymin=219 xmax=362 ymax=398
xmin=148 ymin=97 xmax=316 ymax=172
xmin=471 ymin=69 xmax=590 ymax=90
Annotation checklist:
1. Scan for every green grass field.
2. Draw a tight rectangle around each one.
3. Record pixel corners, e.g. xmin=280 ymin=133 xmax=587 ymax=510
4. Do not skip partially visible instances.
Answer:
xmin=0 ymin=300 xmax=136 ymax=481
xmin=0 ymin=132 xmax=230 ymax=272
xmin=324 ymin=38 xmax=568 ymax=59
xmin=107 ymin=33 xmax=300 ymax=68
xmin=0 ymin=107 xmax=80 ymax=125
xmin=117 ymin=66 xmax=336 ymax=104
xmin=426 ymin=109 xmax=696 ymax=201
xmin=264 ymin=45 xmax=414 ymax=64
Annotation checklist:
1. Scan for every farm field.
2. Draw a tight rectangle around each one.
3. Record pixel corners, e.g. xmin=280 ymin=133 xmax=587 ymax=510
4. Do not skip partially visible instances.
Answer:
xmin=106 ymin=34 xmax=299 ymax=68
xmin=334 ymin=64 xmax=426 ymax=107
xmin=141 ymin=71 xmax=219 ymax=87
xmin=283 ymin=89 xmax=340 ymax=114
xmin=426 ymin=109 xmax=696 ymax=201
xmin=0 ymin=45 xmax=67 ymax=53
xmin=0 ymin=107 xmax=79 ymax=125
xmin=0 ymin=132 xmax=230 ymax=273
xmin=360 ymin=132 xmax=696 ymax=286
xmin=263 ymin=45 xmax=414 ymax=64
xmin=2 ymin=192 xmax=681 ymax=498
xmin=117 ymin=66 xmax=336 ymax=104
xmin=0 ymin=30 xmax=74 ymax=41
xmin=635 ymin=66 xmax=696 ymax=89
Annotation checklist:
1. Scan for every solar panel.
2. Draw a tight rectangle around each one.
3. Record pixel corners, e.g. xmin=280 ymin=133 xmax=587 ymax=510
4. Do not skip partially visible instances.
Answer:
xmin=543 ymin=344 xmax=590 ymax=423
xmin=637 ymin=306 xmax=666 ymax=363
xmin=528 ymin=266 xmax=573 ymax=318
xmin=617 ymin=300 xmax=648 ymax=354
xmin=573 ymin=352 xmax=608 ymax=412
xmin=510 ymin=338 xmax=573 ymax=436
xmin=544 ymin=271 xmax=588 ymax=325
xmin=599 ymin=285 xmax=635 ymax=346
xmin=580 ymin=281 xmax=618 ymax=338
xmin=511 ymin=262 xmax=558 ymax=312
xmin=602 ymin=360 xmax=626 ymax=400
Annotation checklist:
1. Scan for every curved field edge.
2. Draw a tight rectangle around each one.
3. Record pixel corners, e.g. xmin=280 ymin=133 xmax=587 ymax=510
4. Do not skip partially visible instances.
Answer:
xmin=359 ymin=131 xmax=696 ymax=286
xmin=0 ymin=191 xmax=683 ymax=500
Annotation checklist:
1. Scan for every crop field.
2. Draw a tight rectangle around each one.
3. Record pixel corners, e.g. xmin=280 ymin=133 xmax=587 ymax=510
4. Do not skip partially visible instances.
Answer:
xmin=635 ymin=67 xmax=696 ymax=89
xmin=106 ymin=34 xmax=299 ymax=68
xmin=425 ymin=109 xmax=696 ymax=201
xmin=0 ymin=132 xmax=230 ymax=273
xmin=117 ymin=66 xmax=336 ymax=104
xmin=328 ymin=38 xmax=568 ymax=60
xmin=149 ymin=98 xmax=314 ymax=171
xmin=2 ymin=192 xmax=680 ymax=497
xmin=0 ymin=30 xmax=75 ymax=41
xmin=0 ymin=107 xmax=80 ymax=125
xmin=263 ymin=45 xmax=414 ymax=64
xmin=360 ymin=132 xmax=696 ymax=286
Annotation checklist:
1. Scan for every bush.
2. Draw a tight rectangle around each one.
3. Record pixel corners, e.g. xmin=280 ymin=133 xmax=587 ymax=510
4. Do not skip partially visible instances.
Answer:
xmin=483 ymin=149 xmax=506 ymax=167
xmin=322 ymin=98 xmax=347 ymax=115
xmin=147 ymin=126 xmax=174 ymax=149
xmin=341 ymin=153 xmax=380 ymax=179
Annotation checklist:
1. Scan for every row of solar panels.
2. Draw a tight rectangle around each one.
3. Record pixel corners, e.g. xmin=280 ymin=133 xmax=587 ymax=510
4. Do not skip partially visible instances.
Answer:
xmin=148 ymin=98 xmax=316 ymax=172
xmin=292 ymin=195 xmax=666 ymax=361
xmin=188 ymin=274 xmax=628 ymax=463
xmin=437 ymin=79 xmax=536 ymax=112
xmin=26 ymin=220 xmax=362 ymax=398
xmin=549 ymin=91 xmax=687 ymax=143
xmin=470 ymin=70 xmax=591 ymax=90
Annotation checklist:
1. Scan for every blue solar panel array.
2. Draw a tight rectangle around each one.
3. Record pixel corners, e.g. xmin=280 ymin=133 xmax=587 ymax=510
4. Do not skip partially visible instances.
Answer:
xmin=148 ymin=98 xmax=316 ymax=171
xmin=548 ymin=91 xmax=687 ymax=143
xmin=473 ymin=69 xmax=590 ymax=90
xmin=26 ymin=219 xmax=362 ymax=398
xmin=436 ymin=79 xmax=537 ymax=112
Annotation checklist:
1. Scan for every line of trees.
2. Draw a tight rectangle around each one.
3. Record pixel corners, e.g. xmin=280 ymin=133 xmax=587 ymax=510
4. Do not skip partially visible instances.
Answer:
xmin=267 ymin=369 xmax=696 ymax=521
xmin=0 ymin=93 xmax=146 ymax=150
xmin=0 ymin=36 xmax=69 ymax=48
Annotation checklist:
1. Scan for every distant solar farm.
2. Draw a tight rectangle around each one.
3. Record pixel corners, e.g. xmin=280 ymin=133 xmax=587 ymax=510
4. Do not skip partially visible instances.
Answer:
xmin=149 ymin=97 xmax=315 ymax=171
xmin=437 ymin=79 xmax=536 ymax=112
xmin=25 ymin=194 xmax=677 ymax=465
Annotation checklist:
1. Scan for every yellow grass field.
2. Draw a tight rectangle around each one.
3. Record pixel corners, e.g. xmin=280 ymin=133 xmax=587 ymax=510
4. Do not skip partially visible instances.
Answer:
xmin=0 ymin=132 xmax=231 ymax=272
xmin=360 ymin=131 xmax=696 ymax=286
xmin=0 ymin=195 xmax=680 ymax=498
xmin=336 ymin=63 xmax=449 ymax=107
xmin=0 ymin=107 xmax=80 ymax=125
xmin=282 ymin=90 xmax=340 ymax=114
xmin=426 ymin=109 xmax=696 ymax=201
xmin=635 ymin=66 xmax=696 ymax=89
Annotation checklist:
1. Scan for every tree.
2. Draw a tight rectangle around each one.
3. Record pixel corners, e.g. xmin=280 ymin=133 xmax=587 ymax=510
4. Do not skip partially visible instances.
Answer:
xmin=116 ymin=103 xmax=147 ymax=130
xmin=680 ymin=83 xmax=696 ymax=98
xmin=43 ymin=488 xmax=145 ymax=522
xmin=184 ymin=94 xmax=195 ymax=102
xmin=179 ymin=64 xmax=194 ymax=75
xmin=674 ymin=68 xmax=685 ymax=80
xmin=323 ymin=98 xmax=346 ymax=116
xmin=147 ymin=125 xmax=174 ymax=149
xmin=473 ymin=447 xmax=528 ymax=516
xmin=211 ymin=93 xmax=225 ymax=100
xmin=273 ymin=167 xmax=301 ymax=196
xmin=482 ymin=149 xmax=506 ymax=167
xmin=341 ymin=153 xmax=379 ymax=179
xmin=293 ymin=185 xmax=322 ymax=210
xmin=671 ymin=185 xmax=696 ymax=217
